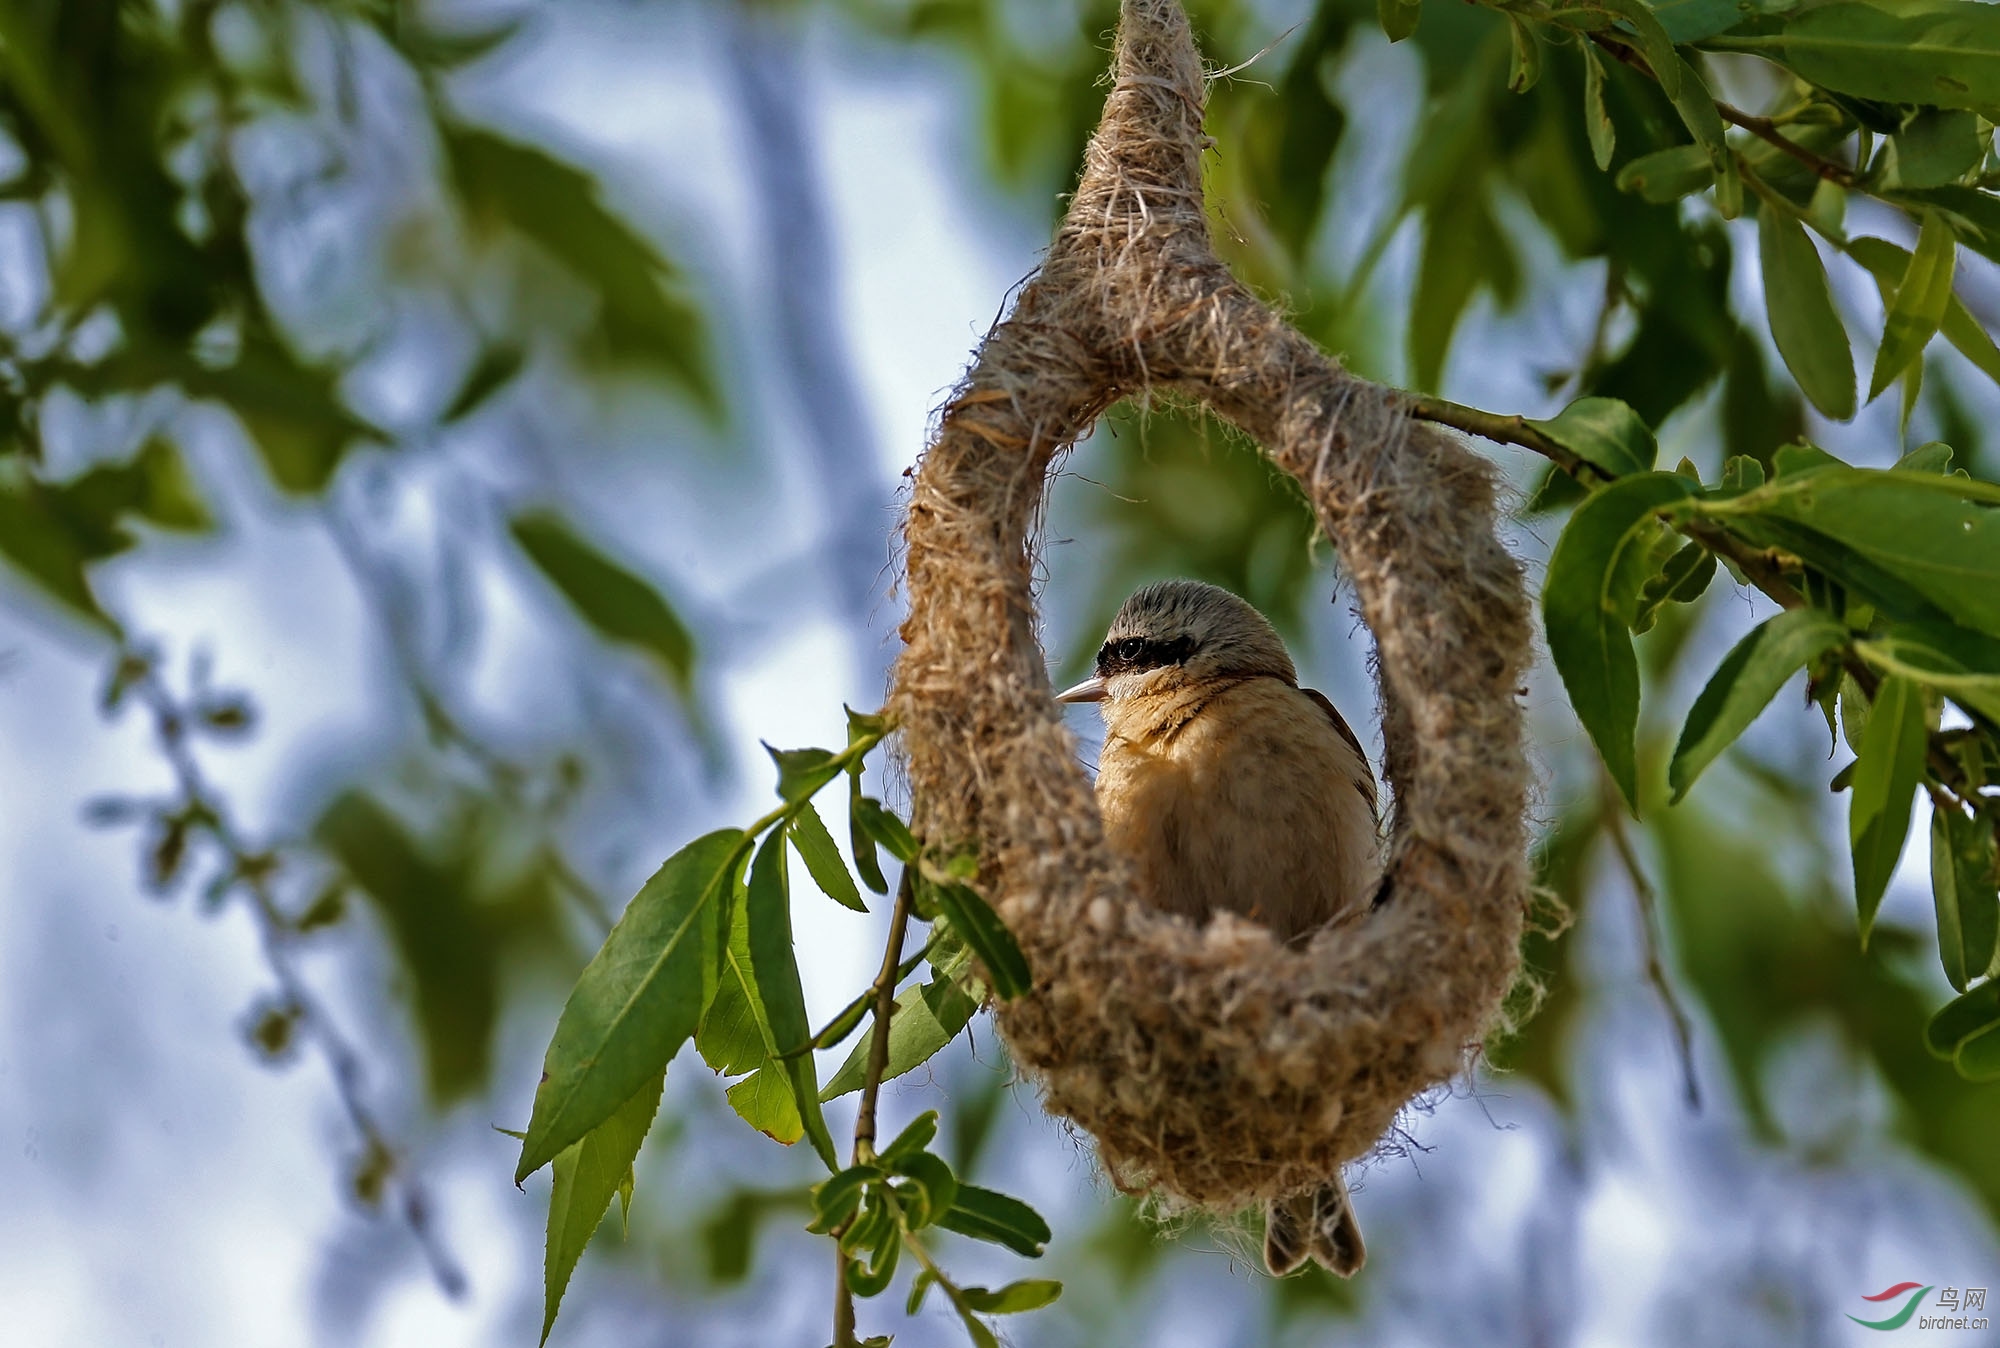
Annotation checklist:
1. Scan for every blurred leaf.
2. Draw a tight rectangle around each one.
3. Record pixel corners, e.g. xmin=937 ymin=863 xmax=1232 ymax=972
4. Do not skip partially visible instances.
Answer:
xmin=1849 ymin=675 xmax=1930 ymax=945
xmin=510 ymin=510 xmax=696 ymax=698
xmin=1649 ymin=0 xmax=1754 ymax=42
xmin=1757 ymin=207 xmax=1854 ymax=421
xmin=1926 ymin=978 xmax=2000 ymax=1058
xmin=1615 ymin=144 xmax=1714 ymax=202
xmin=959 ymin=1279 xmax=1063 ymax=1314
xmin=315 ymin=792 xmax=506 ymax=1103
xmin=1507 ymin=16 xmax=1542 ymax=94
xmin=1849 ymin=235 xmax=2000 ymax=389
xmin=1868 ymin=212 xmax=1956 ymax=402
xmin=186 ymin=338 xmax=378 ymax=495
xmin=1238 ymin=5 xmax=1351 ymax=261
xmin=745 ymin=832 xmax=838 ymax=1168
xmin=1723 ymin=3 xmax=2000 ymax=113
xmin=937 ymin=1183 xmax=1052 ymax=1257
xmin=1931 ymin=807 xmax=1998 ymax=993
xmin=1581 ymin=45 xmax=1615 ymax=170
xmin=1528 ymin=395 xmax=1658 ymax=476
xmin=1664 ymin=54 xmax=1739 ymax=218
xmin=927 ymin=881 xmax=1030 ymax=999
xmin=445 ymin=126 xmax=713 ymax=404
xmin=1543 ymin=472 xmax=1696 ymax=809
xmin=822 ymin=969 xmax=981 ymax=1099
xmin=441 ymin=344 xmax=525 ymax=423
xmin=790 ymin=802 xmax=866 ymax=912
xmin=541 ymin=1071 xmax=665 ymax=1346
xmin=1956 ymin=1021 xmax=2000 ymax=1081
xmin=1893 ymin=110 xmax=1983 ymax=190
xmin=1381 ymin=0 xmax=1422 ymax=43
xmin=516 ymin=830 xmax=742 ymax=1182
xmin=1669 ymin=607 xmax=1848 ymax=802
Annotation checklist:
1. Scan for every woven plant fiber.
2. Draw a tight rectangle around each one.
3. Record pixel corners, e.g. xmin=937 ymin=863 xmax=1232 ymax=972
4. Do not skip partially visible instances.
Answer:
xmin=888 ymin=0 xmax=1535 ymax=1212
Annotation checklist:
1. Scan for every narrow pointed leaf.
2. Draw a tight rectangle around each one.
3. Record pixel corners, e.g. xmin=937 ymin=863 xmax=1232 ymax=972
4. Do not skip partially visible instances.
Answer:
xmin=928 ymin=881 xmax=1031 ymax=999
xmin=790 ymin=801 xmax=866 ymax=912
xmin=1526 ymin=396 xmax=1657 ymax=477
xmin=821 ymin=975 xmax=981 ymax=1099
xmin=1758 ymin=207 xmax=1854 ymax=420
xmin=936 ymin=1184 xmax=1052 ymax=1257
xmin=1543 ymin=472 xmax=1697 ymax=810
xmin=1927 ymin=978 xmax=2000 ymax=1058
xmin=541 ymin=1070 xmax=665 ymax=1345
xmin=1669 ymin=608 xmax=1848 ymax=801
xmin=745 ymin=832 xmax=839 ymax=1169
xmin=517 ymin=830 xmax=741 ymax=1182
xmin=1848 ymin=675 xmax=1930 ymax=944
xmin=1932 ymin=806 xmax=1999 ymax=992
xmin=1582 ymin=45 xmax=1615 ymax=171
xmin=1868 ymin=213 xmax=1957 ymax=401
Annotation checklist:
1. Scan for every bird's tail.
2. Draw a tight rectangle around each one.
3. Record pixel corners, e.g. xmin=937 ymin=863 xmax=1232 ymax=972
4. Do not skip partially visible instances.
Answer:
xmin=1263 ymin=1176 xmax=1365 ymax=1278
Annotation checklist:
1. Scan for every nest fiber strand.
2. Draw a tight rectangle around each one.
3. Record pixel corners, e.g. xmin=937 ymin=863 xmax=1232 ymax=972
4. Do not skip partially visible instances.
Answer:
xmin=890 ymin=0 xmax=1533 ymax=1212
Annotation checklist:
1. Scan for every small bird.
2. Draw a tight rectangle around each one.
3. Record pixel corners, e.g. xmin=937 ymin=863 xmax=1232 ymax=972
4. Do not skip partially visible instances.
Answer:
xmin=1057 ymin=578 xmax=1381 ymax=1278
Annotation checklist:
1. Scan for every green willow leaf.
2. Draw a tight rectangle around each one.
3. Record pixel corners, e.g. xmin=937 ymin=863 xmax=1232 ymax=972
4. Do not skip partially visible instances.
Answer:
xmin=1633 ymin=542 xmax=1717 ymax=634
xmin=1582 ymin=45 xmax=1615 ymax=171
xmin=855 ymin=796 xmax=919 ymax=862
xmin=724 ymin=1063 xmax=803 ymax=1144
xmin=937 ymin=1184 xmax=1052 ymax=1257
xmin=1926 ymin=978 xmax=2000 ymax=1058
xmin=1956 ymin=1021 xmax=2000 ymax=1081
xmin=1726 ymin=2 xmax=2000 ymax=113
xmin=820 ymin=973 xmax=982 ymax=1100
xmin=1849 ymin=675 xmax=1931 ymax=946
xmin=1664 ymin=54 xmax=1740 ymax=217
xmin=1615 ymin=144 xmax=1714 ymax=202
xmin=789 ymin=801 xmax=867 ymax=912
xmin=1379 ymin=0 xmax=1421 ymax=42
xmin=1757 ymin=207 xmax=1854 ymax=420
xmin=511 ymin=511 xmax=696 ymax=697
xmin=541 ymin=1071 xmax=665 ymax=1345
xmin=696 ymin=895 xmax=773 ymax=1077
xmin=1893 ymin=110 xmax=1983 ymax=190
xmin=1931 ymin=806 xmax=1998 ymax=993
xmin=1669 ymin=607 xmax=1848 ymax=802
xmin=1856 ymin=623 xmax=2000 ymax=725
xmin=1543 ymin=472 xmax=1697 ymax=810
xmin=765 ymin=744 xmax=843 ymax=804
xmin=745 ymin=832 xmax=838 ymax=1169
xmin=1700 ymin=469 xmax=2000 ymax=636
xmin=1868 ymin=212 xmax=1957 ymax=401
xmin=929 ymin=881 xmax=1031 ymax=999
xmin=960 ymin=1280 xmax=1064 ymax=1315
xmin=1507 ymin=15 xmax=1541 ymax=93
xmin=1593 ymin=0 xmax=1682 ymax=98
xmin=517 ymin=830 xmax=742 ymax=1182
xmin=1527 ymin=396 xmax=1658 ymax=477
xmin=849 ymin=773 xmax=888 ymax=895
xmin=1847 ymin=236 xmax=2000 ymax=390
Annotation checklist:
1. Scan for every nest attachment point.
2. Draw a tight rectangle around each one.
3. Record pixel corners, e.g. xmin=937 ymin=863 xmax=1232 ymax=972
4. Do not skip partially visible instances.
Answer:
xmin=888 ymin=0 xmax=1535 ymax=1214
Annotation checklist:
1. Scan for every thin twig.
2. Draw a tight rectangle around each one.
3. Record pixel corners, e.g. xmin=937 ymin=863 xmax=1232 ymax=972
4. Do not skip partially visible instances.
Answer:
xmin=854 ymin=867 xmax=916 ymax=1163
xmin=833 ymin=1243 xmax=859 ymax=1348
xmin=125 ymin=652 xmax=466 ymax=1295
xmin=1600 ymin=781 xmax=1702 ymax=1112
xmin=1714 ymin=101 xmax=1861 ymax=188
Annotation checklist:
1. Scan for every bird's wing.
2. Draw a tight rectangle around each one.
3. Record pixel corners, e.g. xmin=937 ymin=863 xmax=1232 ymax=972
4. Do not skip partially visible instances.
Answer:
xmin=1302 ymin=686 xmax=1377 ymax=821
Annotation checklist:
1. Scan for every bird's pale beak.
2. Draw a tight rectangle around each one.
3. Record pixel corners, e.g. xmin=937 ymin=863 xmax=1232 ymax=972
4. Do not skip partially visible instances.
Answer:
xmin=1055 ymin=675 xmax=1108 ymax=704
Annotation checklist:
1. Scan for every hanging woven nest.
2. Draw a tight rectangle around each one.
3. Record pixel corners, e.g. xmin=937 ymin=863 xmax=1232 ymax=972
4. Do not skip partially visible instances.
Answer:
xmin=888 ymin=0 xmax=1534 ymax=1214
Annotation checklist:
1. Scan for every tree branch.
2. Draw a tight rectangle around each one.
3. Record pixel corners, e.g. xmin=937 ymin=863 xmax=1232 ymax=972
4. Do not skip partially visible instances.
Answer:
xmin=121 ymin=649 xmax=466 ymax=1297
xmin=1601 ymin=780 xmax=1702 ymax=1112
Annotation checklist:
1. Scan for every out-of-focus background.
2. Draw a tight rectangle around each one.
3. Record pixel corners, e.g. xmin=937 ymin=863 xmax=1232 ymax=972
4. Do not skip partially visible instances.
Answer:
xmin=2 ymin=2 xmax=1997 ymax=1345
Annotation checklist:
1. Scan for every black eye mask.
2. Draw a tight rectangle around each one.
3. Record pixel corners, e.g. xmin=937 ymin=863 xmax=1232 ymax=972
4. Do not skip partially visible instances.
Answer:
xmin=1096 ymin=634 xmax=1197 ymax=677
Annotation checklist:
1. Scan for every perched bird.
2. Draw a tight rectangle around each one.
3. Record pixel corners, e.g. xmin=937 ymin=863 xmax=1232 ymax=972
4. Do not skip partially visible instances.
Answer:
xmin=1057 ymin=579 xmax=1381 ymax=1278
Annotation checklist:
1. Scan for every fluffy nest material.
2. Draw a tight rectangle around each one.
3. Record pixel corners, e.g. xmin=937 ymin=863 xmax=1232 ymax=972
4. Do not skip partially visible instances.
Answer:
xmin=888 ymin=0 xmax=1534 ymax=1213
